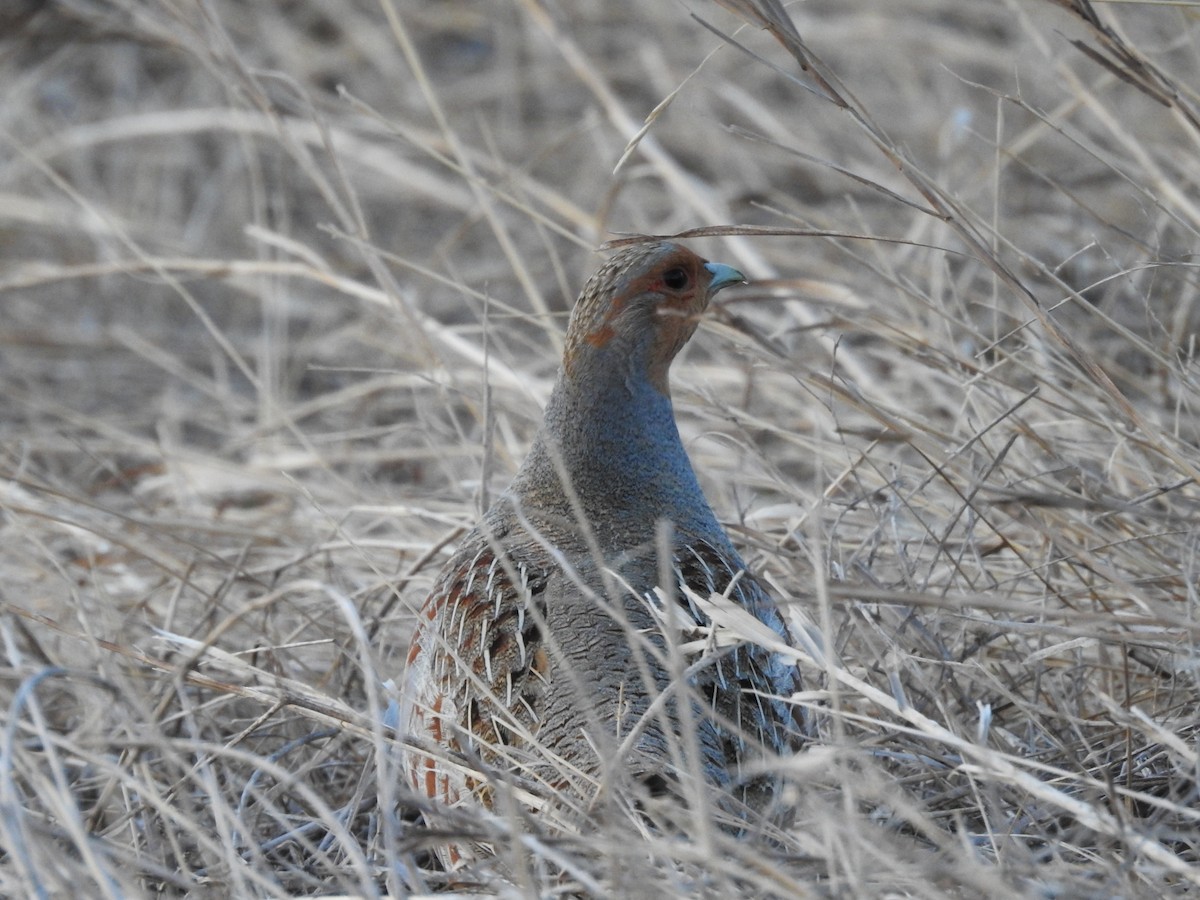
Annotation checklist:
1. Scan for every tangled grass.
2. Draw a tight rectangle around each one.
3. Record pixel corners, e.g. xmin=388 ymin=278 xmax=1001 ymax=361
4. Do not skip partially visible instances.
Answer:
xmin=2 ymin=0 xmax=1198 ymax=895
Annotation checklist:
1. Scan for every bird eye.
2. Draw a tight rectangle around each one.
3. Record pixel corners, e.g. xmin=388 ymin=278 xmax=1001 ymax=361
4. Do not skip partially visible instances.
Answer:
xmin=662 ymin=266 xmax=690 ymax=290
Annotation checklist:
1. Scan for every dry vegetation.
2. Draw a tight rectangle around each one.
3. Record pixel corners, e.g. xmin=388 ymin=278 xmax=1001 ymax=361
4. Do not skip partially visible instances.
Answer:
xmin=2 ymin=0 xmax=1199 ymax=896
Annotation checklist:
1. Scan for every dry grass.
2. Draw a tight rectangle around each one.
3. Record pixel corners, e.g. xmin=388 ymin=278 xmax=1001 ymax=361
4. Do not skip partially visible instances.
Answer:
xmin=2 ymin=0 xmax=1199 ymax=895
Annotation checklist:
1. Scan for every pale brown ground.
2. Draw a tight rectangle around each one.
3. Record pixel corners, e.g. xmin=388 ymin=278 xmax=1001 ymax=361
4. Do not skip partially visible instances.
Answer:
xmin=2 ymin=1 xmax=1198 ymax=896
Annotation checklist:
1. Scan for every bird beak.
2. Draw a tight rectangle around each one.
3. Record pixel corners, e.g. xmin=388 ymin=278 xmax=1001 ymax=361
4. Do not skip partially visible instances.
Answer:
xmin=703 ymin=262 xmax=746 ymax=294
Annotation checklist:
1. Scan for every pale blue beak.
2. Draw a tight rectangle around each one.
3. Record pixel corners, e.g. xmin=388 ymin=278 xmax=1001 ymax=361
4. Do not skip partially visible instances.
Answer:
xmin=704 ymin=261 xmax=746 ymax=293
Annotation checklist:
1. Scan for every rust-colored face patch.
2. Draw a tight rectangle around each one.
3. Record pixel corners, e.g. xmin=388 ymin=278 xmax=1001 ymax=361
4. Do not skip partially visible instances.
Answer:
xmin=568 ymin=245 xmax=715 ymax=387
xmin=585 ymin=321 xmax=616 ymax=349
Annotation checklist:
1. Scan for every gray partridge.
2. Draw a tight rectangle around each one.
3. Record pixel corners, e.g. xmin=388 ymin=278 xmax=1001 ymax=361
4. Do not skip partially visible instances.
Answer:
xmin=400 ymin=241 xmax=803 ymax=867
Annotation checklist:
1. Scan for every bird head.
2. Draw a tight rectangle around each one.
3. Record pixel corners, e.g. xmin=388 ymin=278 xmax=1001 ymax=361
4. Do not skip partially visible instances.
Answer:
xmin=562 ymin=242 xmax=745 ymax=394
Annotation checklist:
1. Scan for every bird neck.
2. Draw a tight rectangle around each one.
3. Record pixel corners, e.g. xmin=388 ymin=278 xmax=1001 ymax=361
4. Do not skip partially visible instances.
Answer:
xmin=509 ymin=345 xmax=724 ymax=546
